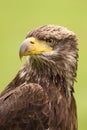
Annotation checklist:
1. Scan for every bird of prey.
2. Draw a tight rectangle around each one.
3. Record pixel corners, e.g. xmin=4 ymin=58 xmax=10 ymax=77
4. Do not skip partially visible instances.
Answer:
xmin=0 ymin=25 xmax=78 ymax=130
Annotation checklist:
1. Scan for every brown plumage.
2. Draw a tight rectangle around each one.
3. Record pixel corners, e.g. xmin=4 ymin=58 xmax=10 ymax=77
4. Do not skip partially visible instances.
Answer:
xmin=0 ymin=25 xmax=78 ymax=130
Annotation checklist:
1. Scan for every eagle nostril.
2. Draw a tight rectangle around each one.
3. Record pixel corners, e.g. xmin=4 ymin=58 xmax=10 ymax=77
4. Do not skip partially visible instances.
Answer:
xmin=30 ymin=41 xmax=35 ymax=44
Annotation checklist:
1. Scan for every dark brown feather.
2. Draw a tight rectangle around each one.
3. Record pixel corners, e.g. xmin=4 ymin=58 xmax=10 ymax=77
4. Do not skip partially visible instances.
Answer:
xmin=0 ymin=83 xmax=49 ymax=130
xmin=0 ymin=25 xmax=78 ymax=130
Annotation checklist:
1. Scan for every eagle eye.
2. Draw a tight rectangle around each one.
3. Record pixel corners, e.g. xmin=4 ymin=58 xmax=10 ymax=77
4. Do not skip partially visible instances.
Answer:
xmin=46 ymin=38 xmax=54 ymax=43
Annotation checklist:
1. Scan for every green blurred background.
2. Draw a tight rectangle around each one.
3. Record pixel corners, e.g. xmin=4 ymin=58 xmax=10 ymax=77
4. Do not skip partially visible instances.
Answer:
xmin=0 ymin=0 xmax=87 ymax=129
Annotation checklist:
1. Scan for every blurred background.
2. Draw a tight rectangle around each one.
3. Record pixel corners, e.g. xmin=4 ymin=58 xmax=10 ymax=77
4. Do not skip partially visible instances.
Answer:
xmin=0 ymin=0 xmax=87 ymax=129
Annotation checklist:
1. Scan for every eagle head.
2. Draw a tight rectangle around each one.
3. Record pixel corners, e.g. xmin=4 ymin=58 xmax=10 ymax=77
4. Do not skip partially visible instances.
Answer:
xmin=19 ymin=25 xmax=78 ymax=83
xmin=19 ymin=25 xmax=78 ymax=60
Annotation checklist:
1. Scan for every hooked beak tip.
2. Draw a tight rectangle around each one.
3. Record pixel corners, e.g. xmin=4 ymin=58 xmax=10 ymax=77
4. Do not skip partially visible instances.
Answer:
xmin=19 ymin=39 xmax=29 ymax=60
xmin=19 ymin=47 xmax=23 ymax=60
xmin=19 ymin=55 xmax=22 ymax=61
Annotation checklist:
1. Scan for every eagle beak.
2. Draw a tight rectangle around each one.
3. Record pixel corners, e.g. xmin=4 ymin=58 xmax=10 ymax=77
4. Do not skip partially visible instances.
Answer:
xmin=19 ymin=37 xmax=53 ymax=59
xmin=19 ymin=39 xmax=30 ymax=59
xmin=19 ymin=37 xmax=36 ymax=59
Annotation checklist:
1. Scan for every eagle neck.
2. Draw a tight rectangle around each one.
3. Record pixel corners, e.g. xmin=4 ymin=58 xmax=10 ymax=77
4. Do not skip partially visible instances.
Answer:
xmin=25 ymin=55 xmax=77 ymax=96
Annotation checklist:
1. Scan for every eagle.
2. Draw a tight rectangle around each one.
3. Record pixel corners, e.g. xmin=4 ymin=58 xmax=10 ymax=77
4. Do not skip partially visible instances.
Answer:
xmin=0 ymin=25 xmax=78 ymax=130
